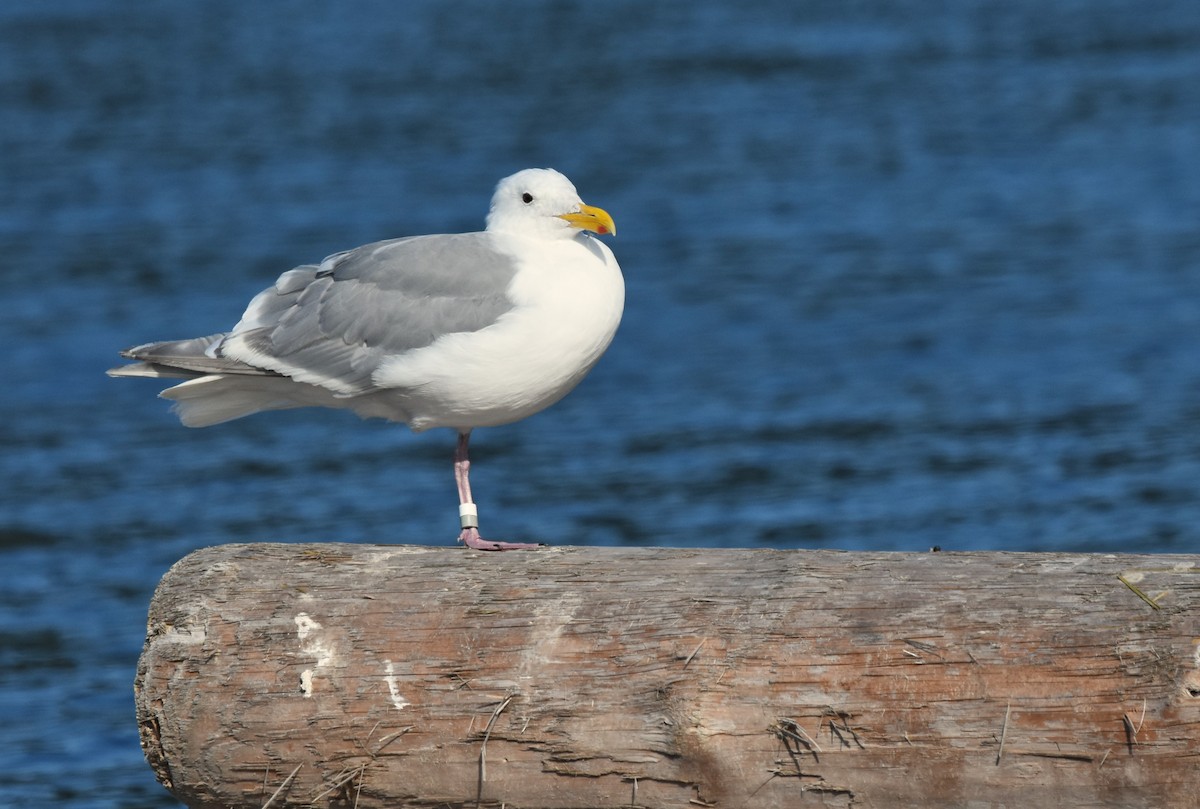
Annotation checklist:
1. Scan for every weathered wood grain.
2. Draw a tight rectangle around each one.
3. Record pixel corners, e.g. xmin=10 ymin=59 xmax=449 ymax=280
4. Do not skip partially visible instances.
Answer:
xmin=136 ymin=544 xmax=1200 ymax=808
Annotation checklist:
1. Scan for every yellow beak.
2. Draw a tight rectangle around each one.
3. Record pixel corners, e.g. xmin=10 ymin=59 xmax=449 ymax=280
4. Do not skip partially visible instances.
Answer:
xmin=558 ymin=203 xmax=617 ymax=237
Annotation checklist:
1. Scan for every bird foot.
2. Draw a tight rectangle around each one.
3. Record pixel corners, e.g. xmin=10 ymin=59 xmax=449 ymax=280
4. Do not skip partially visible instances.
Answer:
xmin=458 ymin=527 xmax=543 ymax=551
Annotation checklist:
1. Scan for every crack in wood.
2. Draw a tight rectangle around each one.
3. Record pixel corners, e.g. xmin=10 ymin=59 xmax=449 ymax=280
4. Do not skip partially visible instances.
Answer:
xmin=1012 ymin=749 xmax=1097 ymax=763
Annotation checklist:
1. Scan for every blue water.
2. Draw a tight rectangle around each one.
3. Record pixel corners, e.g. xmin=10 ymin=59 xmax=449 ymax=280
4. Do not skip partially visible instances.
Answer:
xmin=2 ymin=1 xmax=1198 ymax=805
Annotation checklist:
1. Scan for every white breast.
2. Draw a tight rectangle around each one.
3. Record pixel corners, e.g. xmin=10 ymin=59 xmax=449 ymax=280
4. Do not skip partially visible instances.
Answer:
xmin=370 ymin=234 xmax=625 ymax=431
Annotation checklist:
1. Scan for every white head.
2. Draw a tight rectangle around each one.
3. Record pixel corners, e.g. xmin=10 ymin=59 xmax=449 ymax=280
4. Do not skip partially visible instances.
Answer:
xmin=485 ymin=168 xmax=616 ymax=240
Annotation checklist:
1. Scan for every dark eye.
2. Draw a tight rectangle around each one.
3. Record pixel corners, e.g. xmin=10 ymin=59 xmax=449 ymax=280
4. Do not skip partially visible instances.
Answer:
xmin=522 ymin=192 xmax=534 ymax=204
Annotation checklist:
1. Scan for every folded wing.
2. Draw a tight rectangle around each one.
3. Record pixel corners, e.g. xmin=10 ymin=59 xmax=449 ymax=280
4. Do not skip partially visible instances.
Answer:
xmin=111 ymin=232 xmax=520 ymax=398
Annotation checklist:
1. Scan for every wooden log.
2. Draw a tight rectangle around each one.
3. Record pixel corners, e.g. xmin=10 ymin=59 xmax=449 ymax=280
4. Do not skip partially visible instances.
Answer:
xmin=135 ymin=544 xmax=1200 ymax=809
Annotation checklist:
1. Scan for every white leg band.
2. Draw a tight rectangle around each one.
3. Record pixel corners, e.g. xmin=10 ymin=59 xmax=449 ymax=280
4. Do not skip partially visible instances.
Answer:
xmin=459 ymin=503 xmax=479 ymax=529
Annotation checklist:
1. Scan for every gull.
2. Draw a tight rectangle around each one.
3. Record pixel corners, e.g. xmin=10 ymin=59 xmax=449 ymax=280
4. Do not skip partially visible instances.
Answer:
xmin=108 ymin=168 xmax=624 ymax=551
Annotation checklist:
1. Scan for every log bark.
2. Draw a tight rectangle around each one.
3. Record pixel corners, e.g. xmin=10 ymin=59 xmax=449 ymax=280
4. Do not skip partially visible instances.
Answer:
xmin=135 ymin=544 xmax=1200 ymax=809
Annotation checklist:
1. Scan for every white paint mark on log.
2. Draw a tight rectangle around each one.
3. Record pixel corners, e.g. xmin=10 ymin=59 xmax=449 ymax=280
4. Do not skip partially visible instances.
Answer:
xmin=294 ymin=613 xmax=335 ymax=667
xmin=294 ymin=612 xmax=321 ymax=642
xmin=382 ymin=660 xmax=410 ymax=710
xmin=294 ymin=613 xmax=337 ymax=697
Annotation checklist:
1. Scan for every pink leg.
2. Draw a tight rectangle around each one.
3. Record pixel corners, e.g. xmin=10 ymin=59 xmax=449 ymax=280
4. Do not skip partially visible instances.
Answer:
xmin=454 ymin=431 xmax=541 ymax=551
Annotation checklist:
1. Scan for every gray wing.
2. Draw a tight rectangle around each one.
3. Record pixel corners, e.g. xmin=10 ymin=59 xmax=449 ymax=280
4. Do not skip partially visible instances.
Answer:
xmin=217 ymin=232 xmax=518 ymax=395
xmin=108 ymin=334 xmax=282 ymax=379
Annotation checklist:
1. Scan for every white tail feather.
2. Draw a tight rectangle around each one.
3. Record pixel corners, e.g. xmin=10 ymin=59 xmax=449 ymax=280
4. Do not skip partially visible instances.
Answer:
xmin=107 ymin=363 xmax=198 ymax=380
xmin=161 ymin=376 xmax=307 ymax=427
